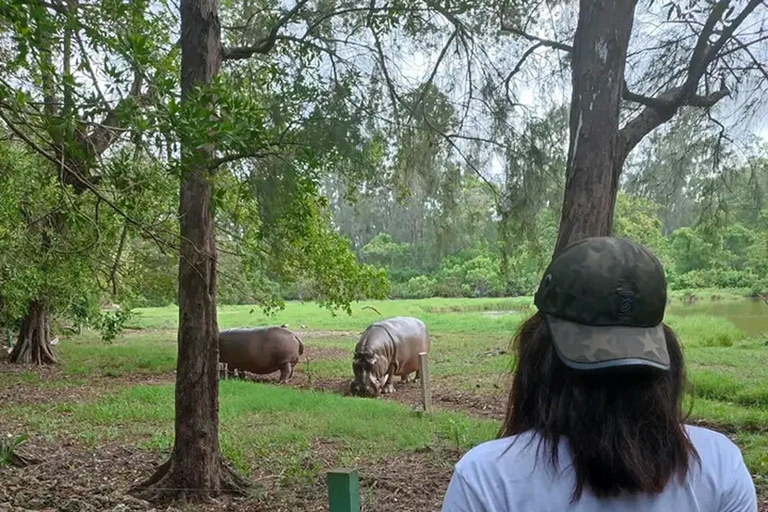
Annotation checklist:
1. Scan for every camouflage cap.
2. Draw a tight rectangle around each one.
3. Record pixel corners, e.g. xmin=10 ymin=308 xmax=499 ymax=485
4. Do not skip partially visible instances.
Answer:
xmin=534 ymin=237 xmax=670 ymax=371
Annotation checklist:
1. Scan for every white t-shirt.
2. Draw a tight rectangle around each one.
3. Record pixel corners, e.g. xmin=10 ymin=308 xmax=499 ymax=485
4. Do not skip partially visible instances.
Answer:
xmin=441 ymin=425 xmax=756 ymax=512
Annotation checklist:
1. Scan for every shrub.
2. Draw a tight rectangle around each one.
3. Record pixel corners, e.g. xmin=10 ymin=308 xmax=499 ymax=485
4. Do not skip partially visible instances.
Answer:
xmin=393 ymin=276 xmax=437 ymax=299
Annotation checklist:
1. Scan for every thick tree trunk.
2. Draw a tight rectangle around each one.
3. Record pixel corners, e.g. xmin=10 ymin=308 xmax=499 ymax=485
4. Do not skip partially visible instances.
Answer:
xmin=553 ymin=0 xmax=639 ymax=256
xmin=131 ymin=0 xmax=246 ymax=503
xmin=8 ymin=300 xmax=57 ymax=365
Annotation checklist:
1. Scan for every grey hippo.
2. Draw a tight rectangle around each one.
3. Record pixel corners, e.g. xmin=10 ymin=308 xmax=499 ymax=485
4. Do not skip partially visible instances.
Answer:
xmin=219 ymin=326 xmax=304 ymax=383
xmin=350 ymin=316 xmax=430 ymax=397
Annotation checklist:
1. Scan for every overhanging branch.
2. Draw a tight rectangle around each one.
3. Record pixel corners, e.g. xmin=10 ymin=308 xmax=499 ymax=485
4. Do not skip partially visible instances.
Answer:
xmin=617 ymin=0 xmax=761 ymax=158
xmin=619 ymin=84 xmax=730 ymax=160
xmin=678 ymin=0 xmax=763 ymax=101
xmin=0 ymin=108 xmax=173 ymax=253
xmin=222 ymin=0 xmax=310 ymax=60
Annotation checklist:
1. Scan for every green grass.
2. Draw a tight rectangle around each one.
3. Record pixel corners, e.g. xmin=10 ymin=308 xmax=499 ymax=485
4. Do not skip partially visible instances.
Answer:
xmin=61 ymin=332 xmax=177 ymax=377
xmin=129 ymin=298 xmax=534 ymax=335
xmin=666 ymin=313 xmax=745 ymax=347
xmin=2 ymin=296 xmax=767 ymax=496
xmin=4 ymin=381 xmax=498 ymax=477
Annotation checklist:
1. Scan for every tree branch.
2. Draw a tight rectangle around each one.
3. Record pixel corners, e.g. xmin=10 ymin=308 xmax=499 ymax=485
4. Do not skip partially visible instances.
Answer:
xmin=617 ymin=0 xmax=762 ymax=159
xmin=111 ymin=221 xmax=129 ymax=296
xmin=0 ymin=108 xmax=173 ymax=253
xmin=212 ymin=150 xmax=280 ymax=169
xmin=732 ymin=35 xmax=768 ymax=83
xmin=499 ymin=24 xmax=572 ymax=53
xmin=503 ymin=42 xmax=546 ymax=106
xmin=406 ymin=28 xmax=458 ymax=125
xmin=619 ymin=84 xmax=730 ymax=159
xmin=678 ymin=0 xmax=763 ymax=101
xmin=85 ymin=73 xmax=149 ymax=157
xmin=222 ymin=0 xmax=310 ymax=60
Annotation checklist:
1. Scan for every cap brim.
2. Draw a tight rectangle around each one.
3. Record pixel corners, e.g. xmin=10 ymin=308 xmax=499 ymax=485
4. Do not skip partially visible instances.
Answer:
xmin=545 ymin=315 xmax=670 ymax=371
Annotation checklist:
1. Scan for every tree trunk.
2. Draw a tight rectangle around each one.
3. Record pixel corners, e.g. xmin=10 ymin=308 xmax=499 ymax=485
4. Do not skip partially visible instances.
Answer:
xmin=8 ymin=300 xmax=57 ymax=365
xmin=131 ymin=0 xmax=246 ymax=503
xmin=553 ymin=0 xmax=639 ymax=256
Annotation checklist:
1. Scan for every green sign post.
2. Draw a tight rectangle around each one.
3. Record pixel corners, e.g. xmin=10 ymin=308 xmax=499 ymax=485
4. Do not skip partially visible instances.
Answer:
xmin=327 ymin=468 xmax=360 ymax=512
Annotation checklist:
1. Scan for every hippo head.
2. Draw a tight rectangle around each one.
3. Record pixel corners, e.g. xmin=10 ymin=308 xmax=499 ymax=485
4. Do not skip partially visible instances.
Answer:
xmin=351 ymin=351 xmax=386 ymax=397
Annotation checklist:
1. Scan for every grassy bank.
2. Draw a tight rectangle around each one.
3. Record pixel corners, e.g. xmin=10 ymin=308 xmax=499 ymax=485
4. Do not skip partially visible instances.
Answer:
xmin=1 ymin=296 xmax=767 ymax=509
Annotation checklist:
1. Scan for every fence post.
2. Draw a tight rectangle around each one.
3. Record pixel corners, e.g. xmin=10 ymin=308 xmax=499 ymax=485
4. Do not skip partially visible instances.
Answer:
xmin=327 ymin=468 xmax=360 ymax=512
xmin=419 ymin=352 xmax=432 ymax=413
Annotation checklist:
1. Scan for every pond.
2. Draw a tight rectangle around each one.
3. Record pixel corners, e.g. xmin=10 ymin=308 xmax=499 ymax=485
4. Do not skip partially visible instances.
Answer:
xmin=667 ymin=298 xmax=768 ymax=338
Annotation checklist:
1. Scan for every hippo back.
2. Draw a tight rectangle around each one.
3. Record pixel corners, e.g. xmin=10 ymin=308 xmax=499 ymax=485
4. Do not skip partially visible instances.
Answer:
xmin=219 ymin=326 xmax=301 ymax=374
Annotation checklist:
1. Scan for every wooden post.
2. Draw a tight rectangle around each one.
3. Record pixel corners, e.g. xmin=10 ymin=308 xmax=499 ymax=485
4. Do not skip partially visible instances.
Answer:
xmin=218 ymin=362 xmax=228 ymax=380
xmin=419 ymin=352 xmax=432 ymax=413
xmin=327 ymin=468 xmax=360 ymax=512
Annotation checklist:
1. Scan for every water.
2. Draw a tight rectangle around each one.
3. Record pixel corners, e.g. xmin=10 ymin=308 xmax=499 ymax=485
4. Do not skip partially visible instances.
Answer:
xmin=667 ymin=299 xmax=768 ymax=337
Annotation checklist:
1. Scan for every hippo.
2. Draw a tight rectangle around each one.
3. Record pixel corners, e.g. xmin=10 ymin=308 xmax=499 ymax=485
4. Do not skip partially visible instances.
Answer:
xmin=350 ymin=316 xmax=430 ymax=397
xmin=219 ymin=326 xmax=304 ymax=383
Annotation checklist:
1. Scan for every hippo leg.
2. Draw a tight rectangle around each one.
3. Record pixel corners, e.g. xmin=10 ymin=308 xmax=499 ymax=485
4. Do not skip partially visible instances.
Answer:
xmin=382 ymin=366 xmax=396 ymax=394
xmin=278 ymin=362 xmax=292 ymax=384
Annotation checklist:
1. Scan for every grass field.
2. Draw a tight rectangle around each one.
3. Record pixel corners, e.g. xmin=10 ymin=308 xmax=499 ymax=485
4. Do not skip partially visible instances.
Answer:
xmin=1 ymin=297 xmax=767 ymax=511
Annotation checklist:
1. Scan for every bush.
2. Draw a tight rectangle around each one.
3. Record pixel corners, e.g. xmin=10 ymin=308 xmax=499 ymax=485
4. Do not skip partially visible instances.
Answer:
xmin=431 ymin=254 xmax=505 ymax=298
xmin=392 ymin=276 xmax=437 ymax=299
xmin=669 ymin=268 xmax=761 ymax=291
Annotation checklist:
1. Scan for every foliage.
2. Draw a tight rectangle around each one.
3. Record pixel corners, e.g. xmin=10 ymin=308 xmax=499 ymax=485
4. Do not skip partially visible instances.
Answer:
xmin=0 ymin=143 xmax=112 ymax=329
xmin=95 ymin=307 xmax=136 ymax=344
xmin=0 ymin=433 xmax=29 ymax=468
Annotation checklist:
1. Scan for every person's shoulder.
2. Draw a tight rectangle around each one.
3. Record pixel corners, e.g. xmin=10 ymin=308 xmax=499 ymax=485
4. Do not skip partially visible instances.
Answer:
xmin=685 ymin=424 xmax=741 ymax=454
xmin=685 ymin=424 xmax=757 ymax=508
xmin=454 ymin=431 xmax=540 ymax=474
xmin=685 ymin=424 xmax=748 ymax=471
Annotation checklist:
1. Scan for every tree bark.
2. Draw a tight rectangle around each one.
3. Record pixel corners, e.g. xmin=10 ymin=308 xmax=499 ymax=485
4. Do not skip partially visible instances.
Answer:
xmin=131 ymin=0 xmax=247 ymax=502
xmin=8 ymin=301 xmax=57 ymax=365
xmin=553 ymin=0 xmax=639 ymax=256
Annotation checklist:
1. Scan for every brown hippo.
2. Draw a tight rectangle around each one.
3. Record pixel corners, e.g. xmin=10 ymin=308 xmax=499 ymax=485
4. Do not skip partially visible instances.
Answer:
xmin=350 ymin=316 xmax=430 ymax=397
xmin=219 ymin=326 xmax=304 ymax=383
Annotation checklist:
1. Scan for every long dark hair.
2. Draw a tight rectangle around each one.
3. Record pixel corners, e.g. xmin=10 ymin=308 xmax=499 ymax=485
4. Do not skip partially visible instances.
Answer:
xmin=501 ymin=313 xmax=699 ymax=501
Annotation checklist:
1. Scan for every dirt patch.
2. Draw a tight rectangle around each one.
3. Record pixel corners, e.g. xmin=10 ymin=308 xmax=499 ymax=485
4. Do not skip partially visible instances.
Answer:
xmin=0 ymin=441 xmax=166 ymax=512
xmin=0 ymin=438 xmax=457 ymax=512
xmin=360 ymin=449 xmax=455 ymax=512
xmin=279 ymin=374 xmax=507 ymax=420
xmin=432 ymin=389 xmax=506 ymax=420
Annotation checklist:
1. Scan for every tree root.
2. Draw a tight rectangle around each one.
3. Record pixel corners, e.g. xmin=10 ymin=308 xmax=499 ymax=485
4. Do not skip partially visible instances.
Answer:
xmin=8 ymin=301 xmax=58 ymax=365
xmin=129 ymin=456 xmax=249 ymax=504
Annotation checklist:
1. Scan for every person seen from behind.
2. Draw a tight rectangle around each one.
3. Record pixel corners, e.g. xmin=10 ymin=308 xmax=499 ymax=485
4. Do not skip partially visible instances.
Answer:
xmin=441 ymin=237 xmax=757 ymax=511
